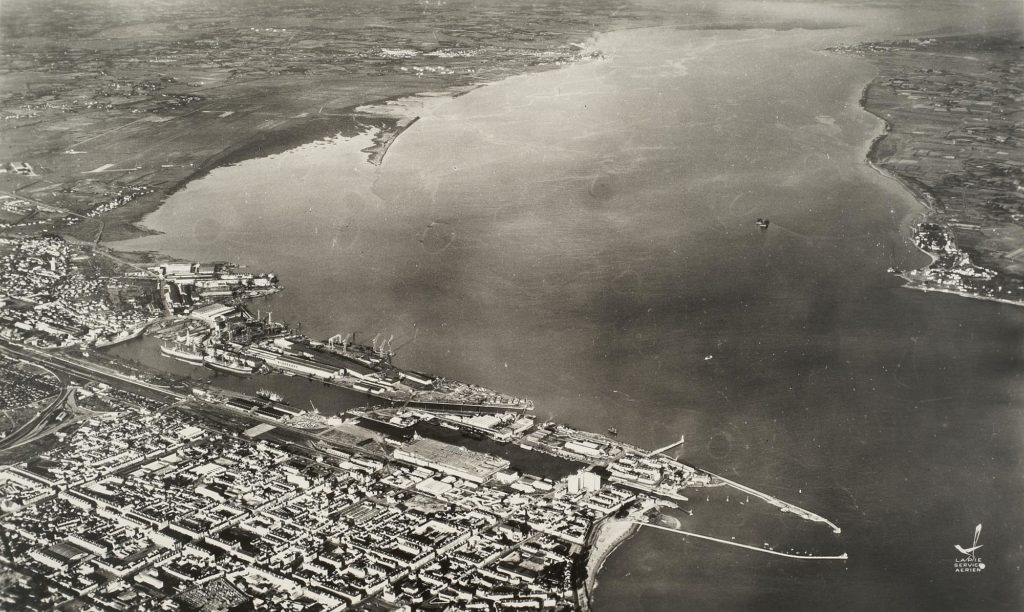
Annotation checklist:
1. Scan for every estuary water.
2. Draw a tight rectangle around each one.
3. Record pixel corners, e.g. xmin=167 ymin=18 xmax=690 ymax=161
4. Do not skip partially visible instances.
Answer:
xmin=115 ymin=11 xmax=1024 ymax=612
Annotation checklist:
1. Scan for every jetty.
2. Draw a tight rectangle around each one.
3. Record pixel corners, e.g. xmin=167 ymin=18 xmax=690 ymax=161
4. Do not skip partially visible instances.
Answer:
xmin=633 ymin=522 xmax=848 ymax=561
xmin=704 ymin=469 xmax=842 ymax=534
xmin=647 ymin=433 xmax=685 ymax=457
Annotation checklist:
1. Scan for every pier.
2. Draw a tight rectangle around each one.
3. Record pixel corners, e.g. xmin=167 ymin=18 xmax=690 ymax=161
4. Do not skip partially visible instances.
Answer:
xmin=703 ymin=469 xmax=843 ymax=535
xmin=634 ymin=522 xmax=848 ymax=561
xmin=647 ymin=433 xmax=685 ymax=458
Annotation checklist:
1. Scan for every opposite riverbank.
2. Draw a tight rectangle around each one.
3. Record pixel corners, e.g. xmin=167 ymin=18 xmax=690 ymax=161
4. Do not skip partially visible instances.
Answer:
xmin=0 ymin=0 xmax=656 ymax=245
xmin=840 ymin=35 xmax=1024 ymax=306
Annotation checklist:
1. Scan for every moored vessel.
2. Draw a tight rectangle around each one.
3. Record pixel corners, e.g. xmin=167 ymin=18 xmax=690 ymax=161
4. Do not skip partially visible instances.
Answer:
xmin=203 ymin=353 xmax=260 ymax=375
xmin=160 ymin=342 xmax=205 ymax=365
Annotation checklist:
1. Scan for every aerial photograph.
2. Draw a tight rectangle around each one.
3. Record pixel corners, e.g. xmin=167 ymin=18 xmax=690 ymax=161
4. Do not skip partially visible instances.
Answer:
xmin=0 ymin=0 xmax=1020 ymax=610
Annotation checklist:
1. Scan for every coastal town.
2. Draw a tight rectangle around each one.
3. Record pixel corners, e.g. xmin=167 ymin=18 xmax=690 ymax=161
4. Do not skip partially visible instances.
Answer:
xmin=0 ymin=241 xmax=845 ymax=610
xmin=0 ymin=382 xmax=664 ymax=611
xmin=830 ymin=34 xmax=1024 ymax=304
xmin=0 ymin=350 xmax=842 ymax=610
xmin=3 ymin=0 xmax=1020 ymax=609
xmin=0 ymin=236 xmax=158 ymax=348
xmin=0 ymin=235 xmax=281 ymax=349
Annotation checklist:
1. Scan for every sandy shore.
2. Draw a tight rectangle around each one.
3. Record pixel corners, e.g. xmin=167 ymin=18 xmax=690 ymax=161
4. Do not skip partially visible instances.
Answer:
xmin=898 ymin=279 xmax=1024 ymax=308
xmin=580 ymin=516 xmax=641 ymax=611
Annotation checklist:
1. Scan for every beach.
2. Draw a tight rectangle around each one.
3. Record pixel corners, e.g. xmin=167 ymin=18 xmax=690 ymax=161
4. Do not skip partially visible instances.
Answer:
xmin=581 ymin=516 xmax=641 ymax=611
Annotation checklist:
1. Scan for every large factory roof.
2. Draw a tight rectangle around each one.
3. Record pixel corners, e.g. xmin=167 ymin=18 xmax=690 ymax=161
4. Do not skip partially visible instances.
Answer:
xmin=395 ymin=437 xmax=509 ymax=483
xmin=190 ymin=303 xmax=238 ymax=323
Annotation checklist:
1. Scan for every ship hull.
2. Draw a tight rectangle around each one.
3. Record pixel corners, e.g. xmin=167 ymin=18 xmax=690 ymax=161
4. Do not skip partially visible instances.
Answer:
xmin=203 ymin=356 xmax=258 ymax=376
xmin=94 ymin=324 xmax=147 ymax=348
xmin=160 ymin=344 xmax=205 ymax=365
xmin=401 ymin=399 xmax=532 ymax=416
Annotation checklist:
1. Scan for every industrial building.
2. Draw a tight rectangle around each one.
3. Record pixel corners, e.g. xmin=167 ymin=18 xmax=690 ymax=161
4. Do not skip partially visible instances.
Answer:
xmin=393 ymin=437 xmax=509 ymax=483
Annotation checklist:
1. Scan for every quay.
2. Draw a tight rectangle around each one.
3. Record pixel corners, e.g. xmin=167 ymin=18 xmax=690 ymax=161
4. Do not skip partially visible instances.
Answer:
xmin=400 ymin=398 xmax=533 ymax=415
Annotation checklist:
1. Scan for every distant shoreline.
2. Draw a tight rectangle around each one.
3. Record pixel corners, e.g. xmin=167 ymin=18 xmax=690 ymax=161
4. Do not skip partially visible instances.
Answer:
xmin=853 ymin=45 xmax=1024 ymax=310
xmin=897 ymin=277 xmax=1024 ymax=309
xmin=860 ymin=82 xmax=940 ymax=219
xmin=103 ymin=48 xmax=607 ymax=246
xmin=108 ymin=97 xmax=420 ymax=244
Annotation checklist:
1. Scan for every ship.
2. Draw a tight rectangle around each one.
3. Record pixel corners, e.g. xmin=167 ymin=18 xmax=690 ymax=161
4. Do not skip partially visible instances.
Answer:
xmin=319 ymin=333 xmax=393 ymax=369
xmin=401 ymin=397 xmax=533 ymax=416
xmin=94 ymin=323 xmax=147 ymax=348
xmin=256 ymin=388 xmax=285 ymax=403
xmin=755 ymin=217 xmax=770 ymax=229
xmin=160 ymin=342 xmax=205 ymax=365
xmin=203 ymin=353 xmax=260 ymax=376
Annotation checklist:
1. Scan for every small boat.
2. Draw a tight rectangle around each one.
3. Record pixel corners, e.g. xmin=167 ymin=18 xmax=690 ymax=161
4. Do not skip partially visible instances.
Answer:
xmin=256 ymin=388 xmax=285 ymax=403
xmin=607 ymin=427 xmax=619 ymax=436
xmin=756 ymin=217 xmax=770 ymax=229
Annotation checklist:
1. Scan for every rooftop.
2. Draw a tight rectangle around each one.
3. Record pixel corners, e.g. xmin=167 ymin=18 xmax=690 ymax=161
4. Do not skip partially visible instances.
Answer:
xmin=397 ymin=437 xmax=509 ymax=482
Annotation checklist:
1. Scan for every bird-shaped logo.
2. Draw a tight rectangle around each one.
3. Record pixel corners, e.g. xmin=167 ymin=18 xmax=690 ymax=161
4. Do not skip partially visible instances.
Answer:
xmin=955 ymin=523 xmax=983 ymax=560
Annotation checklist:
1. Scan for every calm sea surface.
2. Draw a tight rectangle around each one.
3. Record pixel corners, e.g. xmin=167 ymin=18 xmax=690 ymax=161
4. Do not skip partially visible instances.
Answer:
xmin=114 ymin=7 xmax=1024 ymax=610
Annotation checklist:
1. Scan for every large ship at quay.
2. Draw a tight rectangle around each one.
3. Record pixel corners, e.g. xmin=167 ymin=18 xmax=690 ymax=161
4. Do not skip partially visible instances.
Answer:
xmin=202 ymin=350 xmax=263 ymax=376
xmin=159 ymin=341 xmax=205 ymax=365
xmin=149 ymin=296 xmax=531 ymax=413
xmin=240 ymin=334 xmax=534 ymax=414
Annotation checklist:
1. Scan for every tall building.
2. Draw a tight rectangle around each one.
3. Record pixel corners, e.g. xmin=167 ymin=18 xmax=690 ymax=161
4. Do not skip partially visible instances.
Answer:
xmin=567 ymin=470 xmax=601 ymax=494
